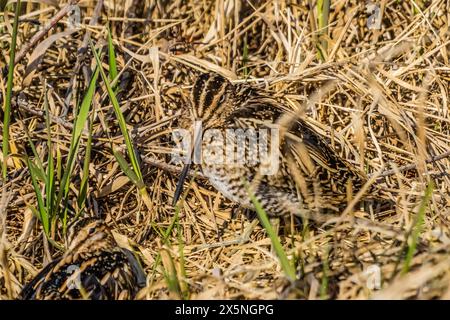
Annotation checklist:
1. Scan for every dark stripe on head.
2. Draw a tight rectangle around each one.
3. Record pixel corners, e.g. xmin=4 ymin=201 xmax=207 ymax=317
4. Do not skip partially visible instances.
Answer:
xmin=192 ymin=73 xmax=210 ymax=106
xmin=203 ymin=74 xmax=226 ymax=109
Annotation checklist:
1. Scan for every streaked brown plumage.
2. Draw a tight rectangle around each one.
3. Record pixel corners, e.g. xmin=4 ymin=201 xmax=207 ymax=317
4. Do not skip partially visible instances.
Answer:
xmin=19 ymin=220 xmax=146 ymax=300
xmin=174 ymin=72 xmax=382 ymax=217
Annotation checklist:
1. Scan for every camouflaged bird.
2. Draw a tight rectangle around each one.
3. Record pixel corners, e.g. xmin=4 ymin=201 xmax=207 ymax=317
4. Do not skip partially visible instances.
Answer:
xmin=173 ymin=72 xmax=381 ymax=217
xmin=19 ymin=220 xmax=146 ymax=300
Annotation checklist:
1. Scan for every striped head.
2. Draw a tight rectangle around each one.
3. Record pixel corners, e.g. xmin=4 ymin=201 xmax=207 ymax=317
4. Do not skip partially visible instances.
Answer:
xmin=66 ymin=219 xmax=116 ymax=255
xmin=190 ymin=73 xmax=236 ymax=129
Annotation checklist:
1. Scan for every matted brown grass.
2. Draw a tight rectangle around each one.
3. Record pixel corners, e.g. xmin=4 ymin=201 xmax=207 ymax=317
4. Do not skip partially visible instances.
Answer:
xmin=1 ymin=0 xmax=450 ymax=300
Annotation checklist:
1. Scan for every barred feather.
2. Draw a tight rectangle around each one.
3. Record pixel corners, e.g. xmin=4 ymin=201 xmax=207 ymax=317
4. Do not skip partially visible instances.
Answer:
xmin=19 ymin=220 xmax=146 ymax=300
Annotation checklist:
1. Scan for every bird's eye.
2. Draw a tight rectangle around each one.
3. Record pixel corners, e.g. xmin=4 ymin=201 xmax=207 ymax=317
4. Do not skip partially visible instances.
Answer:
xmin=88 ymin=227 xmax=96 ymax=235
xmin=218 ymin=94 xmax=226 ymax=103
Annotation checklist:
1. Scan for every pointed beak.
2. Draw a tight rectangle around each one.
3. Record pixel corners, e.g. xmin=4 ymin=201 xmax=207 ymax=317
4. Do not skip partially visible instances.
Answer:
xmin=172 ymin=121 xmax=202 ymax=206
xmin=172 ymin=160 xmax=191 ymax=206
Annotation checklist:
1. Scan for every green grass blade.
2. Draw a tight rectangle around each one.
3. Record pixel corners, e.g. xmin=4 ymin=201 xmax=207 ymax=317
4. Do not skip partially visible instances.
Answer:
xmin=90 ymin=40 xmax=143 ymax=182
xmin=317 ymin=0 xmax=330 ymax=32
xmin=242 ymin=34 xmax=249 ymax=77
xmin=24 ymin=132 xmax=46 ymax=183
xmin=107 ymin=25 xmax=118 ymax=91
xmin=90 ymin=40 xmax=152 ymax=210
xmin=77 ymin=117 xmax=93 ymax=213
xmin=161 ymin=249 xmax=182 ymax=299
xmin=23 ymin=124 xmax=45 ymax=175
xmin=44 ymin=92 xmax=55 ymax=222
xmin=402 ymin=182 xmax=434 ymax=274
xmin=2 ymin=0 xmax=21 ymax=180
xmin=112 ymin=149 xmax=145 ymax=190
xmin=156 ymin=209 xmax=185 ymax=299
xmin=26 ymin=157 xmax=49 ymax=235
xmin=247 ymin=189 xmax=296 ymax=281
xmin=320 ymin=246 xmax=330 ymax=299
xmin=175 ymin=206 xmax=189 ymax=299
xmin=56 ymin=146 xmax=62 ymax=182
xmin=55 ymin=66 xmax=99 ymax=214
xmin=149 ymin=212 xmax=181 ymax=285
xmin=73 ymin=66 xmax=99 ymax=143
xmin=316 ymin=0 xmax=330 ymax=61
xmin=147 ymin=212 xmax=184 ymax=296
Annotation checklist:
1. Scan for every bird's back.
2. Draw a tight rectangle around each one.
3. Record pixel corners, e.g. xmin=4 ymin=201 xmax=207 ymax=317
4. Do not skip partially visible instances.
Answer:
xmin=19 ymin=221 xmax=146 ymax=300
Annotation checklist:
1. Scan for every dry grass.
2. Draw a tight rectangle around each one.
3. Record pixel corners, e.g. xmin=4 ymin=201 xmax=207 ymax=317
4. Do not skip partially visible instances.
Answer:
xmin=1 ymin=0 xmax=450 ymax=300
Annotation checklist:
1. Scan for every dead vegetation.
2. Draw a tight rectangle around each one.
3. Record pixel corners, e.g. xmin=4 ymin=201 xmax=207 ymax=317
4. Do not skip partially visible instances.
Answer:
xmin=1 ymin=0 xmax=450 ymax=300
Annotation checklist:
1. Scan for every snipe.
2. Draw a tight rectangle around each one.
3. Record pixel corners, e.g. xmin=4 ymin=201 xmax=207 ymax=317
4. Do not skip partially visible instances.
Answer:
xmin=19 ymin=220 xmax=146 ymax=300
xmin=173 ymin=72 xmax=382 ymax=217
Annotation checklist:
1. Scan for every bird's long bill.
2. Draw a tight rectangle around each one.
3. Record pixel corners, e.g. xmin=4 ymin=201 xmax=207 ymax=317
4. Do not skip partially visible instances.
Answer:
xmin=172 ymin=121 xmax=203 ymax=206
xmin=172 ymin=161 xmax=191 ymax=206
